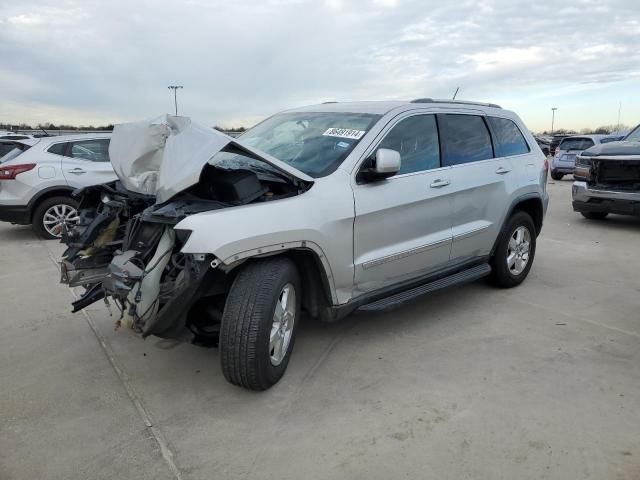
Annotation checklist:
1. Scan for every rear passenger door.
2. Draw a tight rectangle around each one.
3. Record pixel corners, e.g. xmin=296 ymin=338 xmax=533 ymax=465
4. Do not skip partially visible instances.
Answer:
xmin=352 ymin=113 xmax=453 ymax=294
xmin=439 ymin=113 xmax=514 ymax=261
xmin=61 ymin=138 xmax=116 ymax=188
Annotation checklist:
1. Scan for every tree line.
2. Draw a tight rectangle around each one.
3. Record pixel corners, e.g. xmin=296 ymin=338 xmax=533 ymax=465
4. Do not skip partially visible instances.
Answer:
xmin=540 ymin=124 xmax=632 ymax=135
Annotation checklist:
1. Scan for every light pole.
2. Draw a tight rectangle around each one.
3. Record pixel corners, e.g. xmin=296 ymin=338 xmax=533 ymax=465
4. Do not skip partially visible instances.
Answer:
xmin=168 ymin=85 xmax=183 ymax=115
xmin=551 ymin=107 xmax=558 ymax=135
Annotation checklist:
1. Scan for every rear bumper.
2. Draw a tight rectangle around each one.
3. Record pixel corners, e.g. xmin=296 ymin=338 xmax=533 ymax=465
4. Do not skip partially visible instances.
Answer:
xmin=551 ymin=166 xmax=574 ymax=174
xmin=572 ymin=181 xmax=640 ymax=216
xmin=0 ymin=204 xmax=30 ymax=224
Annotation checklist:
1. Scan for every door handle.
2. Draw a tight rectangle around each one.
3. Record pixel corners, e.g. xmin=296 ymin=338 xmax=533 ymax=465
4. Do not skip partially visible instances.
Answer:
xmin=495 ymin=166 xmax=511 ymax=175
xmin=430 ymin=179 xmax=450 ymax=188
xmin=68 ymin=168 xmax=86 ymax=175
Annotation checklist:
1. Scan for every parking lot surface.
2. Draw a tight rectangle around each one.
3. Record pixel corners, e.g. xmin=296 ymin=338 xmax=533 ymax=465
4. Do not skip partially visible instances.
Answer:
xmin=1 ymin=179 xmax=639 ymax=480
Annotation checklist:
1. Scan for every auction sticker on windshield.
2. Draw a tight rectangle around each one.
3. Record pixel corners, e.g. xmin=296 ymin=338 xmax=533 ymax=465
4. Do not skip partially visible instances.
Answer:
xmin=323 ymin=128 xmax=366 ymax=140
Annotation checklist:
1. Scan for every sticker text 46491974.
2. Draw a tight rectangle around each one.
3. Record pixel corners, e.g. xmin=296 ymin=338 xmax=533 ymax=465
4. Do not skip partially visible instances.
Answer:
xmin=322 ymin=128 xmax=366 ymax=140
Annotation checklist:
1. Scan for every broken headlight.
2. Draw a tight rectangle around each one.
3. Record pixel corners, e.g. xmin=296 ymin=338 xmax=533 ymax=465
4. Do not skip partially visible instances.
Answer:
xmin=574 ymin=155 xmax=593 ymax=181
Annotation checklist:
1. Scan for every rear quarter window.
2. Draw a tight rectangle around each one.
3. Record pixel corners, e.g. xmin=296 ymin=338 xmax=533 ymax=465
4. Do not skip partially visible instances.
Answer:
xmin=488 ymin=117 xmax=530 ymax=156
xmin=47 ymin=142 xmax=67 ymax=156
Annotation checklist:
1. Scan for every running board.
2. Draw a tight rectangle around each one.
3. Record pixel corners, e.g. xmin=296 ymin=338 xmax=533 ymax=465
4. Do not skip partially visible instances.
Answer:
xmin=357 ymin=263 xmax=491 ymax=312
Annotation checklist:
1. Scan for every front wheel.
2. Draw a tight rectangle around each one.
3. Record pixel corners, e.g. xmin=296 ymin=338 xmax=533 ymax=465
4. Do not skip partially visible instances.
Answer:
xmin=220 ymin=257 xmax=300 ymax=391
xmin=490 ymin=211 xmax=536 ymax=288
xmin=550 ymin=171 xmax=563 ymax=181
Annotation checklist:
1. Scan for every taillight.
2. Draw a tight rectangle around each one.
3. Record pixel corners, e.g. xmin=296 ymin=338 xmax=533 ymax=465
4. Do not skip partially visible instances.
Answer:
xmin=543 ymin=158 xmax=549 ymax=172
xmin=0 ymin=163 xmax=36 ymax=180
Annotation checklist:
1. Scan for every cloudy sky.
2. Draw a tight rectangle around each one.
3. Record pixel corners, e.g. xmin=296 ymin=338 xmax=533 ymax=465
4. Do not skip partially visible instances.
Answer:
xmin=1 ymin=0 xmax=639 ymax=132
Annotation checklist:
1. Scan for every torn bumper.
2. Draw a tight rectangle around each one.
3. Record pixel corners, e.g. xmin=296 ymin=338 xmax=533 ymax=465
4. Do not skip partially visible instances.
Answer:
xmin=572 ymin=181 xmax=640 ymax=216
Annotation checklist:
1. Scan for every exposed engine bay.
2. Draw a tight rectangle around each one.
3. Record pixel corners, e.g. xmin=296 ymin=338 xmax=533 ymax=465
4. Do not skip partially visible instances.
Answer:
xmin=60 ymin=115 xmax=311 ymax=344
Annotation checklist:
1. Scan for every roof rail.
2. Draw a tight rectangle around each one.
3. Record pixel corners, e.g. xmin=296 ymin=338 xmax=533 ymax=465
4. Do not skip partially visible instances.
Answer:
xmin=410 ymin=98 xmax=502 ymax=109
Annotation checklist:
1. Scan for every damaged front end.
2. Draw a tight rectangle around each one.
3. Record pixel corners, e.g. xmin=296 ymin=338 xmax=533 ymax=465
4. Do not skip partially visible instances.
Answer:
xmin=60 ymin=115 xmax=312 ymax=343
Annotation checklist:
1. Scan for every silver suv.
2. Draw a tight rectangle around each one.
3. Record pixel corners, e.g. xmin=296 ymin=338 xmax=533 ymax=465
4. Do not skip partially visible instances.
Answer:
xmin=60 ymin=101 xmax=549 ymax=390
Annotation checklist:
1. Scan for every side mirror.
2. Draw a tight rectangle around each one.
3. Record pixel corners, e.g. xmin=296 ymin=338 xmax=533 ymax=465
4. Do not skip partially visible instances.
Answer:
xmin=358 ymin=148 xmax=401 ymax=183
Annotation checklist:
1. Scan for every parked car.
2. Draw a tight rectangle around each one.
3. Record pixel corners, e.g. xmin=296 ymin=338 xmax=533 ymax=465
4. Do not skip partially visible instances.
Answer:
xmin=534 ymin=136 xmax=551 ymax=156
xmin=60 ymin=101 xmax=549 ymax=390
xmin=573 ymin=124 xmax=640 ymax=219
xmin=0 ymin=133 xmax=115 ymax=239
xmin=549 ymin=134 xmax=571 ymax=157
xmin=550 ymin=134 xmax=619 ymax=180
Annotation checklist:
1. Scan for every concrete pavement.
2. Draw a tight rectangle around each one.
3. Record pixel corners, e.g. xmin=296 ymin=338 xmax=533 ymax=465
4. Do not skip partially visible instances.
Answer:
xmin=1 ymin=179 xmax=639 ymax=479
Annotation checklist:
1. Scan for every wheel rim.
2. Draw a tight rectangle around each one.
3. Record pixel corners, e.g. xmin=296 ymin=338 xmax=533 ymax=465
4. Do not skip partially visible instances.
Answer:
xmin=506 ymin=225 xmax=531 ymax=275
xmin=42 ymin=204 xmax=79 ymax=238
xmin=269 ymin=283 xmax=296 ymax=366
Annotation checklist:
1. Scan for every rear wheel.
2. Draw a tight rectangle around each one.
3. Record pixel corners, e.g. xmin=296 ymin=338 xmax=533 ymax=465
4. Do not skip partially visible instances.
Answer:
xmin=490 ymin=211 xmax=536 ymax=288
xmin=581 ymin=211 xmax=608 ymax=220
xmin=32 ymin=196 xmax=79 ymax=240
xmin=220 ymin=257 xmax=300 ymax=391
xmin=550 ymin=171 xmax=563 ymax=181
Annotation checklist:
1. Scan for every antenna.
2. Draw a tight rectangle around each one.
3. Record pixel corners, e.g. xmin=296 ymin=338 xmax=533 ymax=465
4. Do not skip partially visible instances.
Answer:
xmin=452 ymin=87 xmax=460 ymax=100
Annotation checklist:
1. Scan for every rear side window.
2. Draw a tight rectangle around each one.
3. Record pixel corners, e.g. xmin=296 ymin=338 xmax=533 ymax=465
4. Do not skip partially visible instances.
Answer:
xmin=47 ymin=143 xmax=67 ymax=156
xmin=69 ymin=139 xmax=110 ymax=162
xmin=378 ymin=114 xmax=440 ymax=174
xmin=439 ymin=114 xmax=493 ymax=166
xmin=559 ymin=138 xmax=594 ymax=151
xmin=488 ymin=117 xmax=530 ymax=156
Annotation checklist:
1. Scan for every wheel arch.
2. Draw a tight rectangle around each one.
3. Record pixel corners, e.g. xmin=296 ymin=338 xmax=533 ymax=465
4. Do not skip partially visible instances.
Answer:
xmin=27 ymin=186 xmax=75 ymax=221
xmin=505 ymin=193 xmax=544 ymax=237
xmin=222 ymin=244 xmax=338 ymax=315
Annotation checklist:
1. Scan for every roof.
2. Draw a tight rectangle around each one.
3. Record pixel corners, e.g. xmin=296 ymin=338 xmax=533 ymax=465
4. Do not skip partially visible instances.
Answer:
xmin=284 ymin=99 xmax=506 ymax=116
xmin=561 ymin=134 xmax=615 ymax=142
xmin=36 ymin=132 xmax=112 ymax=142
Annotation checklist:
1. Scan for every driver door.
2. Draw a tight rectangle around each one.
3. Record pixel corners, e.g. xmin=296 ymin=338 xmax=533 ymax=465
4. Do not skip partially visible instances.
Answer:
xmin=352 ymin=114 xmax=453 ymax=295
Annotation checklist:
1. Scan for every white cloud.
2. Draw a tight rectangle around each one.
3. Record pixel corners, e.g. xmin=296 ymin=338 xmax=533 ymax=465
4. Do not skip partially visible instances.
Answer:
xmin=0 ymin=0 xmax=639 ymax=131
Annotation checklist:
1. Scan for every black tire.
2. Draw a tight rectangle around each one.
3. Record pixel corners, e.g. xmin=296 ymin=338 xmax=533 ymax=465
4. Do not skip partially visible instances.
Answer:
xmin=31 ymin=196 xmax=79 ymax=240
xmin=581 ymin=211 xmax=608 ymax=220
xmin=550 ymin=171 xmax=563 ymax=181
xmin=490 ymin=211 xmax=537 ymax=288
xmin=220 ymin=257 xmax=301 ymax=391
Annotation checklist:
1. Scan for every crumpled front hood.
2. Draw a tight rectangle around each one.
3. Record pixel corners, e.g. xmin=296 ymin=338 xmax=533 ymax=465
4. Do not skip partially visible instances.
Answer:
xmin=109 ymin=115 xmax=313 ymax=204
xmin=581 ymin=140 xmax=640 ymax=158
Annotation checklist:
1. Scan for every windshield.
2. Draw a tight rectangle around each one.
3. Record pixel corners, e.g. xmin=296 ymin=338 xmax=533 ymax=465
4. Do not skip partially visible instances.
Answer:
xmin=626 ymin=125 xmax=640 ymax=142
xmin=559 ymin=138 xmax=595 ymax=151
xmin=211 ymin=112 xmax=381 ymax=178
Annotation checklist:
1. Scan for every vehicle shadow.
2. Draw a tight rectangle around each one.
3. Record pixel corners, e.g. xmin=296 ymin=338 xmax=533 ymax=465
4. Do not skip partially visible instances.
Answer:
xmin=576 ymin=214 xmax=640 ymax=231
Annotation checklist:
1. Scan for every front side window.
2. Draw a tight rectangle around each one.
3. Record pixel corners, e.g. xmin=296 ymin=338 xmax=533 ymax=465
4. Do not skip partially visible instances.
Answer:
xmin=488 ymin=117 xmax=530 ymax=156
xmin=439 ymin=114 xmax=494 ymax=166
xmin=69 ymin=139 xmax=110 ymax=162
xmin=377 ymin=114 xmax=440 ymax=174
xmin=224 ymin=112 xmax=381 ymax=178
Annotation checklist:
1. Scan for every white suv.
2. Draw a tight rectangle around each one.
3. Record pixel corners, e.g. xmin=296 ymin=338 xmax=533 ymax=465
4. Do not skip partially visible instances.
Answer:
xmin=0 ymin=133 xmax=116 ymax=238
